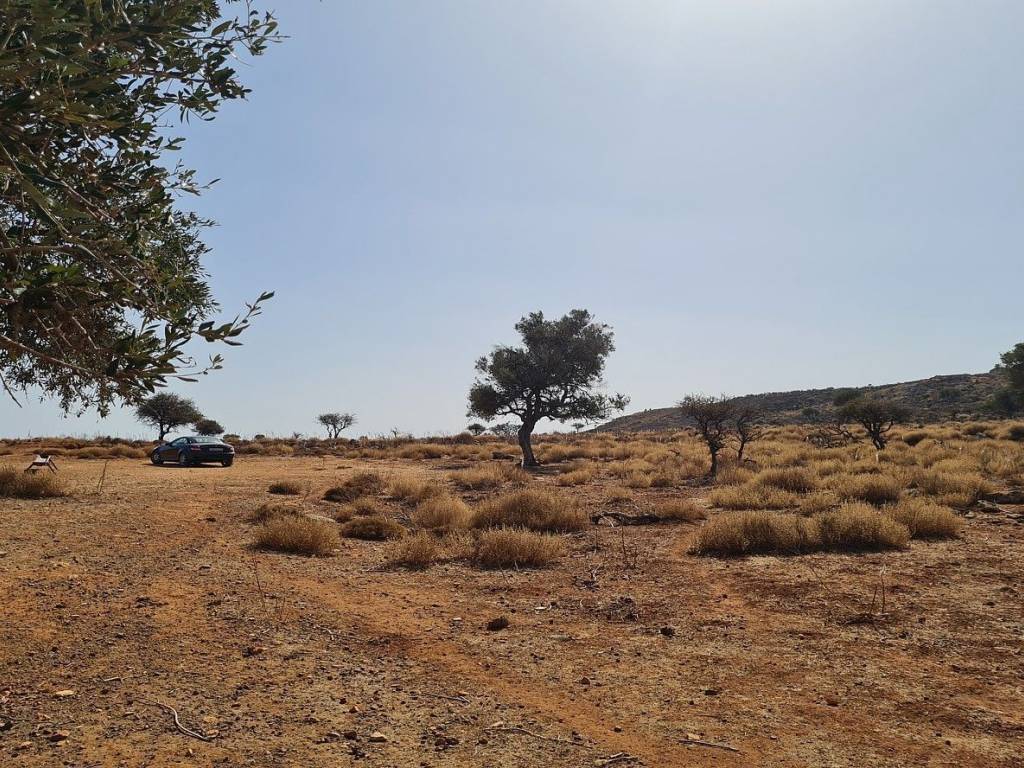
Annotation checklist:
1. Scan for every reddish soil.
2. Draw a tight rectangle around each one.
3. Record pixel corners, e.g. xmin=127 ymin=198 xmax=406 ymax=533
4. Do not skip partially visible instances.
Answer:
xmin=1 ymin=455 xmax=1022 ymax=767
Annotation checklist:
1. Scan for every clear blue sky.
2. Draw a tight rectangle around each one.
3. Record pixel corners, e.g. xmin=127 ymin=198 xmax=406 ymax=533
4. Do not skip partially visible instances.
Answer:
xmin=2 ymin=0 xmax=1022 ymax=439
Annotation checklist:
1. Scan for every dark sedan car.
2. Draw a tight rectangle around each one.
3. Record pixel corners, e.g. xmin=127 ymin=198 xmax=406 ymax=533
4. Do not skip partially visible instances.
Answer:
xmin=151 ymin=436 xmax=235 ymax=467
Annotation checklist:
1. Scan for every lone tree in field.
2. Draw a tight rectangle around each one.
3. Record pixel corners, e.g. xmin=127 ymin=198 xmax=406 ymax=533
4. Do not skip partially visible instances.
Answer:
xmin=136 ymin=393 xmax=204 ymax=442
xmin=194 ymin=419 xmax=225 ymax=436
xmin=838 ymin=398 xmax=910 ymax=450
xmin=989 ymin=343 xmax=1024 ymax=415
xmin=0 ymin=2 xmax=278 ymax=415
xmin=679 ymin=395 xmax=736 ymax=478
xmin=318 ymin=412 xmax=356 ymax=439
xmin=732 ymin=405 xmax=765 ymax=461
xmin=468 ymin=310 xmax=628 ymax=467
xmin=466 ymin=422 xmax=487 ymax=437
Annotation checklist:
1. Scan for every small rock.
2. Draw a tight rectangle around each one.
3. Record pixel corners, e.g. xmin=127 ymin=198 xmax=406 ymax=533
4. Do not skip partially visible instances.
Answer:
xmin=660 ymin=626 xmax=676 ymax=637
xmin=824 ymin=695 xmax=840 ymax=707
xmin=702 ymin=688 xmax=720 ymax=696
xmin=243 ymin=645 xmax=266 ymax=657
xmin=486 ymin=616 xmax=510 ymax=632
xmin=343 ymin=730 xmax=358 ymax=740
xmin=54 ymin=689 xmax=76 ymax=698
xmin=368 ymin=731 xmax=388 ymax=743
xmin=579 ymin=676 xmax=591 ymax=686
xmin=49 ymin=730 xmax=70 ymax=743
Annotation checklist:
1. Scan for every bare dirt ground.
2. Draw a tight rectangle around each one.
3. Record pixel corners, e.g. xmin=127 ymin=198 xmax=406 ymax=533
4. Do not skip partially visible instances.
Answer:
xmin=1 ymin=455 xmax=1022 ymax=767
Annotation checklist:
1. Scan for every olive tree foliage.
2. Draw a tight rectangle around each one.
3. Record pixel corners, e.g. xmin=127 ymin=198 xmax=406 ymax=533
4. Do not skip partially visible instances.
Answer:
xmin=468 ymin=310 xmax=628 ymax=467
xmin=135 ymin=392 xmax=203 ymax=441
xmin=0 ymin=1 xmax=279 ymax=415
xmin=318 ymin=412 xmax=355 ymax=440
xmin=837 ymin=398 xmax=911 ymax=450
xmin=194 ymin=418 xmax=224 ymax=436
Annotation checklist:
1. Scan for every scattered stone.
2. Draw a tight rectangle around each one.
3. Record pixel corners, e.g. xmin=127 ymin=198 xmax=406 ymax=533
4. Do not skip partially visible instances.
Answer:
xmin=660 ymin=626 xmax=676 ymax=637
xmin=486 ymin=616 xmax=510 ymax=632
xmin=703 ymin=688 xmax=720 ymax=696
xmin=243 ymin=645 xmax=266 ymax=657
xmin=49 ymin=730 xmax=70 ymax=743
xmin=54 ymin=689 xmax=76 ymax=698
xmin=579 ymin=676 xmax=591 ymax=686
xmin=368 ymin=731 xmax=388 ymax=743
xmin=824 ymin=695 xmax=840 ymax=707
xmin=343 ymin=730 xmax=358 ymax=740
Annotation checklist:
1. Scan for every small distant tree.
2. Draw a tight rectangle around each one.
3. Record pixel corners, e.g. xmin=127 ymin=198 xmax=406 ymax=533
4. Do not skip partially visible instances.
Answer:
xmin=999 ymin=343 xmax=1024 ymax=391
xmin=136 ymin=393 xmax=204 ymax=442
xmin=732 ymin=406 xmax=765 ymax=461
xmin=679 ymin=394 xmax=735 ymax=478
xmin=466 ymin=423 xmax=487 ymax=437
xmin=571 ymin=422 xmax=587 ymax=433
xmin=194 ymin=419 xmax=224 ymax=436
xmin=490 ymin=423 xmax=517 ymax=438
xmin=318 ymin=412 xmax=356 ymax=439
xmin=832 ymin=388 xmax=862 ymax=407
xmin=986 ymin=387 xmax=1021 ymax=418
xmin=838 ymin=398 xmax=910 ymax=450
xmin=468 ymin=310 xmax=628 ymax=467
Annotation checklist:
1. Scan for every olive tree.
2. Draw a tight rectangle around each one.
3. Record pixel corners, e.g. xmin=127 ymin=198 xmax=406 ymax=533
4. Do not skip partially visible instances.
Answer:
xmin=679 ymin=394 xmax=735 ymax=478
xmin=0 ymin=1 xmax=278 ymax=414
xmin=136 ymin=393 xmax=203 ymax=442
xmin=838 ymin=398 xmax=910 ymax=450
xmin=318 ymin=412 xmax=356 ymax=439
xmin=468 ymin=310 xmax=628 ymax=467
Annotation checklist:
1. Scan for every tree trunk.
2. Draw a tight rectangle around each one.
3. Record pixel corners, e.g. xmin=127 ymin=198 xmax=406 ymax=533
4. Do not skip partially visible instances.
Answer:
xmin=158 ymin=423 xmax=168 ymax=442
xmin=737 ymin=440 xmax=746 ymax=462
xmin=518 ymin=420 xmax=539 ymax=468
xmin=709 ymin=447 xmax=719 ymax=478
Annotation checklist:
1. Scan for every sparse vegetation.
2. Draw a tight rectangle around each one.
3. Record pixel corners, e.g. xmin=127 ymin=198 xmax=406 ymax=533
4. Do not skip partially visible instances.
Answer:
xmin=268 ymin=480 xmax=303 ymax=496
xmin=323 ymin=471 xmax=385 ymax=503
xmin=341 ymin=516 xmax=406 ymax=541
xmin=412 ymin=495 xmax=472 ymax=530
xmin=472 ymin=488 xmax=585 ymax=532
xmin=886 ymin=499 xmax=962 ymax=539
xmin=246 ymin=501 xmax=301 ymax=525
xmin=0 ymin=466 xmax=66 ymax=499
xmin=387 ymin=532 xmax=441 ymax=569
xmin=254 ymin=516 xmax=339 ymax=556
xmin=471 ymin=528 xmax=565 ymax=568
xmin=652 ymin=499 xmax=706 ymax=522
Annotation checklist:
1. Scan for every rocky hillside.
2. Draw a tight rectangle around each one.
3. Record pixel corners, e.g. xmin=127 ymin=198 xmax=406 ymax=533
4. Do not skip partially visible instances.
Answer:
xmin=597 ymin=371 xmax=1004 ymax=432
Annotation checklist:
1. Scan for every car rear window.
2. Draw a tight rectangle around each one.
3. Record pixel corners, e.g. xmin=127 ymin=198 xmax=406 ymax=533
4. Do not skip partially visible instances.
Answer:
xmin=193 ymin=436 xmax=222 ymax=444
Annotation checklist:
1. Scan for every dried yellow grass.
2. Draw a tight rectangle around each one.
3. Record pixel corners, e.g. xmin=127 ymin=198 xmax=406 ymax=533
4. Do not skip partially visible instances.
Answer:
xmin=472 ymin=528 xmax=565 ymax=568
xmin=472 ymin=488 xmax=585 ymax=532
xmin=254 ymin=516 xmax=339 ymax=556
xmin=885 ymin=498 xmax=962 ymax=539
xmin=412 ymin=495 xmax=471 ymax=530
xmin=340 ymin=516 xmax=406 ymax=541
xmin=387 ymin=531 xmax=441 ymax=569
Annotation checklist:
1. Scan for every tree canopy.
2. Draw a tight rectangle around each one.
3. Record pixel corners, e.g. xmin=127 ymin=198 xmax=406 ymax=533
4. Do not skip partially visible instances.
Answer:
xmin=468 ymin=309 xmax=628 ymax=466
xmin=0 ymin=1 xmax=278 ymax=414
xmin=194 ymin=418 xmax=224 ymax=436
xmin=838 ymin=398 xmax=910 ymax=450
xmin=318 ymin=412 xmax=356 ymax=439
xmin=135 ymin=392 xmax=203 ymax=441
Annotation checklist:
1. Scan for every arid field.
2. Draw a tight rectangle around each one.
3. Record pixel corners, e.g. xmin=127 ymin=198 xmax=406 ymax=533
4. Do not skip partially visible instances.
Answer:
xmin=1 ymin=424 xmax=1023 ymax=767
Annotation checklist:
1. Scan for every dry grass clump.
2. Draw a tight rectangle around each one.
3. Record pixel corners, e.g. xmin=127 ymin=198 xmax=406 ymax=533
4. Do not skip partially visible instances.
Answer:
xmin=621 ymin=470 xmax=653 ymax=489
xmin=1004 ymin=424 xmax=1024 ymax=442
xmin=652 ymin=499 xmax=706 ymax=523
xmin=797 ymin=491 xmax=838 ymax=516
xmin=412 ymin=495 xmax=471 ymax=530
xmin=604 ymin=486 xmax=633 ymax=504
xmin=387 ymin=531 xmax=441 ymax=569
xmin=254 ymin=516 xmax=339 ymax=556
xmin=268 ymin=480 xmax=303 ymax=496
xmin=0 ymin=467 xmax=67 ymax=499
xmin=908 ymin=468 xmax=990 ymax=508
xmin=388 ymin=475 xmax=445 ymax=504
xmin=831 ymin=474 xmax=902 ymax=506
xmin=756 ymin=467 xmax=818 ymax=493
xmin=471 ymin=528 xmax=565 ymax=568
xmin=246 ymin=501 xmax=302 ymax=525
xmin=335 ymin=497 xmax=390 ymax=522
xmin=715 ymin=465 xmax=755 ymax=486
xmin=689 ymin=511 xmax=820 ymax=556
xmin=397 ymin=443 xmax=448 ymax=460
xmin=323 ymin=471 xmax=385 ymax=503
xmin=902 ymin=430 xmax=930 ymax=447
xmin=340 ymin=516 xmax=406 ymax=541
xmin=554 ymin=467 xmax=597 ymax=487
xmin=449 ymin=464 xmax=512 ymax=490
xmin=885 ymin=498 xmax=962 ymax=539
xmin=708 ymin=482 xmax=798 ymax=511
xmin=817 ymin=503 xmax=910 ymax=551
xmin=471 ymin=488 xmax=585 ymax=533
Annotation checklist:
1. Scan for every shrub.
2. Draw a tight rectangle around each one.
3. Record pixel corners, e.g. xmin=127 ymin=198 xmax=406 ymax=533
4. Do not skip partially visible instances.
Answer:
xmin=336 ymin=497 xmax=390 ymax=521
xmin=472 ymin=528 xmax=565 ymax=568
xmin=756 ymin=467 xmax=818 ymax=493
xmin=341 ymin=516 xmax=406 ymax=541
xmin=886 ymin=499 xmax=962 ymax=539
xmin=268 ymin=480 xmax=303 ymax=496
xmin=715 ymin=465 xmax=755 ymax=486
xmin=323 ymin=471 xmax=384 ymax=503
xmin=652 ymin=499 xmax=706 ymax=523
xmin=254 ymin=516 xmax=339 ymax=556
xmin=554 ymin=468 xmax=596 ymax=487
xmin=1006 ymin=424 xmax=1024 ymax=442
xmin=708 ymin=482 xmax=798 ymax=510
xmin=689 ymin=511 xmax=820 ymax=556
xmin=246 ymin=501 xmax=301 ymax=525
xmin=412 ymin=495 xmax=471 ymax=530
xmin=388 ymin=475 xmax=444 ymax=504
xmin=817 ymin=504 xmax=910 ymax=551
xmin=387 ymin=532 xmax=440 ymax=569
xmin=909 ymin=468 xmax=990 ymax=507
xmin=902 ymin=430 xmax=929 ymax=447
xmin=0 ymin=467 xmax=67 ymax=499
xmin=472 ymin=489 xmax=585 ymax=533
xmin=832 ymin=474 xmax=902 ymax=506
xmin=604 ymin=486 xmax=633 ymax=504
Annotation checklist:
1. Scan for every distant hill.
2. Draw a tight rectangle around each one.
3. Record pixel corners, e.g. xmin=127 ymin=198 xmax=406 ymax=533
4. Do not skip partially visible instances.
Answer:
xmin=596 ymin=371 xmax=1004 ymax=432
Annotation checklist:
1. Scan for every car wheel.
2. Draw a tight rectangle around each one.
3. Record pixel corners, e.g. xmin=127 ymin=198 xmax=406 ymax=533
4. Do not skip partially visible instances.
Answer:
xmin=178 ymin=450 xmax=192 ymax=467
xmin=151 ymin=453 xmax=163 ymax=465
xmin=221 ymin=458 xmax=233 ymax=467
